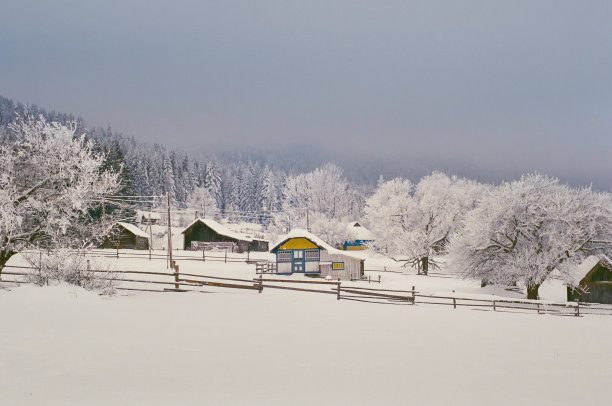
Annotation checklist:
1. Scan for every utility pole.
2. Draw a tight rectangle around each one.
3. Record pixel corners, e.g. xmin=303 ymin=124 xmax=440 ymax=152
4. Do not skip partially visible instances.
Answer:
xmin=167 ymin=193 xmax=173 ymax=269
xmin=148 ymin=214 xmax=153 ymax=260
xmin=306 ymin=207 xmax=310 ymax=232
xmin=102 ymin=199 xmax=106 ymax=227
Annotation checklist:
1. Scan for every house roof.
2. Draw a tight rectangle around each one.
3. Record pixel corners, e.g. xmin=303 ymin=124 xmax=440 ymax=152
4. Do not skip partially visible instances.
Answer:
xmin=116 ymin=222 xmax=149 ymax=239
xmin=181 ymin=218 xmax=253 ymax=242
xmin=568 ymin=255 xmax=612 ymax=284
xmin=346 ymin=221 xmax=374 ymax=241
xmin=270 ymin=229 xmax=365 ymax=259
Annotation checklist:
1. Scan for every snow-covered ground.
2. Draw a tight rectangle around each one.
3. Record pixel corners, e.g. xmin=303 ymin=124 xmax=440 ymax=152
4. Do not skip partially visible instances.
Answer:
xmin=1 ymin=250 xmax=611 ymax=405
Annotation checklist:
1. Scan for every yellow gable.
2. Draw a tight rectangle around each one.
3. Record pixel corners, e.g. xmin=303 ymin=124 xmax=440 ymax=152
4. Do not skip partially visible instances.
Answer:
xmin=278 ymin=237 xmax=318 ymax=250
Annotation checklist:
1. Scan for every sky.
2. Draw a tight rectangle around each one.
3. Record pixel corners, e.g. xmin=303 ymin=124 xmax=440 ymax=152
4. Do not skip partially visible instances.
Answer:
xmin=1 ymin=1 xmax=611 ymax=189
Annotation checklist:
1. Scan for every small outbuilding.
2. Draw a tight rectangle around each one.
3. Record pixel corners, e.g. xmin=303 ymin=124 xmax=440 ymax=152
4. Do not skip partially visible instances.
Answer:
xmin=182 ymin=218 xmax=269 ymax=253
xmin=567 ymin=255 xmax=612 ymax=304
xmin=270 ymin=229 xmax=365 ymax=280
xmin=342 ymin=221 xmax=374 ymax=251
xmin=136 ymin=210 xmax=161 ymax=225
xmin=101 ymin=222 xmax=150 ymax=250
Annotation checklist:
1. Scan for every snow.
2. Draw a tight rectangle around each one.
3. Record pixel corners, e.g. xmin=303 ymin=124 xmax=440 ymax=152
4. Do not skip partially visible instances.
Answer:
xmin=271 ymin=228 xmax=365 ymax=259
xmin=116 ymin=222 xmax=149 ymax=239
xmin=182 ymin=218 xmax=254 ymax=242
xmin=567 ymin=255 xmax=612 ymax=285
xmin=1 ymin=274 xmax=611 ymax=405
xmin=346 ymin=221 xmax=374 ymax=241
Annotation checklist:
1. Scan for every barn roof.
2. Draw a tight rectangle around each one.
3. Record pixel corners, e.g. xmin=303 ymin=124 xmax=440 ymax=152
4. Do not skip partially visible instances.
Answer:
xmin=181 ymin=218 xmax=253 ymax=242
xmin=346 ymin=221 xmax=374 ymax=241
xmin=116 ymin=222 xmax=149 ymax=238
xmin=270 ymin=229 xmax=365 ymax=260
xmin=568 ymin=255 xmax=612 ymax=284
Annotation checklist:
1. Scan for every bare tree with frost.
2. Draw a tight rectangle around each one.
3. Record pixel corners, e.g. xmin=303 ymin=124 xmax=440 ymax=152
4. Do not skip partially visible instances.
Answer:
xmin=271 ymin=163 xmax=358 ymax=246
xmin=366 ymin=172 xmax=486 ymax=274
xmin=448 ymin=174 xmax=612 ymax=299
xmin=0 ymin=116 xmax=120 ymax=277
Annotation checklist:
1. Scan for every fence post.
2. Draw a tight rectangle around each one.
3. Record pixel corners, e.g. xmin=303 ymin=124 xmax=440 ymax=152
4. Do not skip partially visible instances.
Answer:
xmin=203 ymin=249 xmax=206 ymax=262
xmin=575 ymin=299 xmax=580 ymax=317
xmin=337 ymin=281 xmax=341 ymax=300
xmin=174 ymin=262 xmax=179 ymax=290
xmin=412 ymin=286 xmax=415 ymax=304
xmin=378 ymin=275 xmax=381 ymax=283
xmin=258 ymin=274 xmax=263 ymax=293
xmin=493 ymin=301 xmax=496 ymax=311
xmin=247 ymin=251 xmax=250 ymax=263
xmin=225 ymin=249 xmax=227 ymax=263
xmin=537 ymin=302 xmax=540 ymax=314
xmin=368 ymin=275 xmax=371 ymax=284
xmin=116 ymin=243 xmax=119 ymax=259
xmin=452 ymin=290 xmax=456 ymax=309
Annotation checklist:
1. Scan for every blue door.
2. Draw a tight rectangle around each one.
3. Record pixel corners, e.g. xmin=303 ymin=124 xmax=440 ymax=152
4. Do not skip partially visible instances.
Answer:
xmin=292 ymin=250 xmax=305 ymax=273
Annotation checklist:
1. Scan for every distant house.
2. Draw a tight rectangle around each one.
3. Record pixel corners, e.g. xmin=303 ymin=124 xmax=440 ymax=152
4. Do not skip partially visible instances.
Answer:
xmin=342 ymin=221 xmax=374 ymax=251
xmin=181 ymin=218 xmax=269 ymax=253
xmin=101 ymin=222 xmax=149 ymax=250
xmin=270 ymin=229 xmax=365 ymax=280
xmin=567 ymin=255 xmax=612 ymax=304
xmin=136 ymin=210 xmax=161 ymax=225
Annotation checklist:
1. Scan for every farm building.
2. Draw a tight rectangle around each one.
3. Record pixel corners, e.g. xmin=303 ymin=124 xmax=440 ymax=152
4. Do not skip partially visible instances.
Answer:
xmin=136 ymin=210 xmax=161 ymax=225
xmin=271 ymin=229 xmax=365 ymax=280
xmin=567 ymin=255 xmax=612 ymax=304
xmin=342 ymin=221 xmax=374 ymax=250
xmin=101 ymin=222 xmax=150 ymax=250
xmin=182 ymin=218 xmax=269 ymax=253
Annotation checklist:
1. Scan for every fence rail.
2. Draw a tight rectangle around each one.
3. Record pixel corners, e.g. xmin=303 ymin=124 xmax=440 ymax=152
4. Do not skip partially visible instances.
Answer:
xmin=3 ymin=263 xmax=612 ymax=317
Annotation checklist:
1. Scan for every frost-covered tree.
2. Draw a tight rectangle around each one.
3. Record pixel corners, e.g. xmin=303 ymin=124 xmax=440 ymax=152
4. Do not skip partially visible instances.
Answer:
xmin=448 ymin=174 xmax=612 ymax=299
xmin=366 ymin=172 xmax=485 ymax=274
xmin=273 ymin=163 xmax=358 ymax=246
xmin=0 ymin=116 xmax=120 ymax=274
xmin=187 ymin=186 xmax=221 ymax=220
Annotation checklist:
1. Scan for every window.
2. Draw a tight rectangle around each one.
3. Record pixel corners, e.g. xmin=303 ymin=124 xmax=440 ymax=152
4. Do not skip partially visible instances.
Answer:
xmin=293 ymin=250 xmax=304 ymax=259
xmin=305 ymin=249 xmax=320 ymax=261
xmin=332 ymin=262 xmax=344 ymax=270
xmin=277 ymin=250 xmax=291 ymax=262
xmin=293 ymin=263 xmax=304 ymax=272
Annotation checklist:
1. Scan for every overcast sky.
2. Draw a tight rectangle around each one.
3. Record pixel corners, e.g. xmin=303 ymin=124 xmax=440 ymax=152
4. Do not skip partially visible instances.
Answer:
xmin=1 ymin=1 xmax=611 ymax=189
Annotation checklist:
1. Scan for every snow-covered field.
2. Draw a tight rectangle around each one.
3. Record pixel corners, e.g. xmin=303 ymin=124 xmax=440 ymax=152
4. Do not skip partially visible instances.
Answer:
xmin=1 ymin=250 xmax=611 ymax=405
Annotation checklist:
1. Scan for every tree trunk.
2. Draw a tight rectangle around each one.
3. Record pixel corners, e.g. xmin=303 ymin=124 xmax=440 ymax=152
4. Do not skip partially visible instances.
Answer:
xmin=421 ymin=256 xmax=428 ymax=276
xmin=527 ymin=284 xmax=540 ymax=300
xmin=0 ymin=249 xmax=17 ymax=279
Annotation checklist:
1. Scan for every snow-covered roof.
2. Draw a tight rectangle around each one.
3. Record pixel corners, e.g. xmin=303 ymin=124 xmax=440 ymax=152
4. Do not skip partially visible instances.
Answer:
xmin=116 ymin=222 xmax=149 ymax=239
xmin=568 ymin=255 xmax=612 ymax=285
xmin=346 ymin=221 xmax=374 ymax=241
xmin=271 ymin=228 xmax=364 ymax=259
xmin=181 ymin=218 xmax=253 ymax=242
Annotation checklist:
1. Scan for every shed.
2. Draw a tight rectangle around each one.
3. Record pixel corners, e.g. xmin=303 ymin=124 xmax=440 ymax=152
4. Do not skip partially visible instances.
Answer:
xmin=342 ymin=221 xmax=374 ymax=251
xmin=567 ymin=255 xmax=612 ymax=304
xmin=136 ymin=210 xmax=161 ymax=225
xmin=101 ymin=222 xmax=149 ymax=250
xmin=270 ymin=229 xmax=364 ymax=280
xmin=182 ymin=218 xmax=268 ymax=253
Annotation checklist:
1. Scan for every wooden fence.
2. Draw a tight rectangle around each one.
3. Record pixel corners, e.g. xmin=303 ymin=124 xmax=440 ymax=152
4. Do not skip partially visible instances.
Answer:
xmin=2 ymin=264 xmax=611 ymax=317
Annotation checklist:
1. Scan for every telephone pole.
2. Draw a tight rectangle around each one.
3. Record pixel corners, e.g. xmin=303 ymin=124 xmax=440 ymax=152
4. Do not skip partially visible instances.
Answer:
xmin=167 ymin=193 xmax=173 ymax=269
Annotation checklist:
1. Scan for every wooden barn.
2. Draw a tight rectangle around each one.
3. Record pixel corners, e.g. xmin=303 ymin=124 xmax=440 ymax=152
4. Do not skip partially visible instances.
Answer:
xmin=342 ymin=221 xmax=374 ymax=251
xmin=271 ymin=229 xmax=365 ymax=280
xmin=567 ymin=255 xmax=612 ymax=304
xmin=182 ymin=218 xmax=269 ymax=253
xmin=101 ymin=222 xmax=149 ymax=250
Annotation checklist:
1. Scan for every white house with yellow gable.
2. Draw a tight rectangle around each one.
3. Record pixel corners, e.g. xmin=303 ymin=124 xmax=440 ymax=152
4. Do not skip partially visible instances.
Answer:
xmin=270 ymin=229 xmax=365 ymax=280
